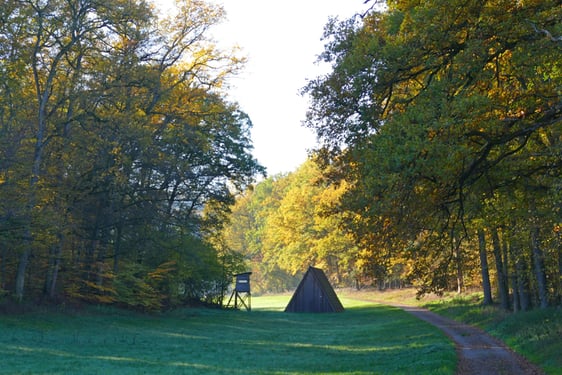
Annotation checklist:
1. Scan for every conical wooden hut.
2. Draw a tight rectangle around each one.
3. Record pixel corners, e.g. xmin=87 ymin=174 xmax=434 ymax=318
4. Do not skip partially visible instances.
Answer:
xmin=285 ymin=266 xmax=344 ymax=313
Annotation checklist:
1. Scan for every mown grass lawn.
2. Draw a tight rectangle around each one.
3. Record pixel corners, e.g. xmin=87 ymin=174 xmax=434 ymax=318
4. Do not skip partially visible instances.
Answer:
xmin=341 ymin=288 xmax=562 ymax=375
xmin=0 ymin=296 xmax=455 ymax=374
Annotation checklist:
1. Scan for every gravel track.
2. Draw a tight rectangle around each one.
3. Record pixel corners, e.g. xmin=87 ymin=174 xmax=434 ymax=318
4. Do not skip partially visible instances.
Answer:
xmin=395 ymin=304 xmax=545 ymax=375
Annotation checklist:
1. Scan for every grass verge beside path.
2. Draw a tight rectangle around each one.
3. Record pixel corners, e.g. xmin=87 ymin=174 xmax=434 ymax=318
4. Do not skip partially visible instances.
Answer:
xmin=0 ymin=297 xmax=455 ymax=375
xmin=425 ymin=294 xmax=562 ymax=375
xmin=342 ymin=288 xmax=562 ymax=375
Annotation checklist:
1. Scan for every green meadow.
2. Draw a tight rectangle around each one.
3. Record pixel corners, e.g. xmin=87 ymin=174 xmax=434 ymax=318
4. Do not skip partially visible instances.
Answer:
xmin=341 ymin=288 xmax=562 ymax=375
xmin=0 ymin=296 xmax=455 ymax=375
xmin=424 ymin=293 xmax=562 ymax=375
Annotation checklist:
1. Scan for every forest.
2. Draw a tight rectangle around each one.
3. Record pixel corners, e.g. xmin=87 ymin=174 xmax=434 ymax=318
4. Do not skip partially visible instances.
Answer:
xmin=0 ymin=0 xmax=263 ymax=310
xmin=1 ymin=0 xmax=561 ymax=313
xmin=224 ymin=0 xmax=562 ymax=311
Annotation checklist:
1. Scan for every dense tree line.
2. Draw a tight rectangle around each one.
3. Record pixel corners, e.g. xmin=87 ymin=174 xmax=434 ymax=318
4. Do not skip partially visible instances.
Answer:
xmin=226 ymin=0 xmax=561 ymax=311
xmin=223 ymin=161 xmax=413 ymax=293
xmin=303 ymin=0 xmax=561 ymax=309
xmin=223 ymin=161 xmax=360 ymax=293
xmin=0 ymin=0 xmax=262 ymax=310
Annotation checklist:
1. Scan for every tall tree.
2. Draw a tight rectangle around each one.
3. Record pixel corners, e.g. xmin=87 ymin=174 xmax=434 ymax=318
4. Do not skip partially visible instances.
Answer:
xmin=477 ymin=228 xmax=493 ymax=305
xmin=303 ymin=0 xmax=561 ymax=301
xmin=0 ymin=0 xmax=263 ymax=307
xmin=222 ymin=161 xmax=359 ymax=292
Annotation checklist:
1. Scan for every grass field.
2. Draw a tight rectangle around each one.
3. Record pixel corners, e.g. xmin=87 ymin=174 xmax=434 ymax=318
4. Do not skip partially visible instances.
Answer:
xmin=423 ymin=293 xmax=562 ymax=375
xmin=0 ymin=295 xmax=456 ymax=374
xmin=341 ymin=288 xmax=562 ymax=375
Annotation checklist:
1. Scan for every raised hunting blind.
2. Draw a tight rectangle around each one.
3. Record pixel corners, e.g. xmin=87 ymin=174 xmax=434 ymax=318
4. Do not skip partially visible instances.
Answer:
xmin=285 ymin=266 xmax=344 ymax=313
xmin=226 ymin=272 xmax=252 ymax=311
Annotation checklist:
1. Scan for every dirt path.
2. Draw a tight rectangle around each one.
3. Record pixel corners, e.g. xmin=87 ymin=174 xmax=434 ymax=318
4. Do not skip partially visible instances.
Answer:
xmin=394 ymin=304 xmax=545 ymax=375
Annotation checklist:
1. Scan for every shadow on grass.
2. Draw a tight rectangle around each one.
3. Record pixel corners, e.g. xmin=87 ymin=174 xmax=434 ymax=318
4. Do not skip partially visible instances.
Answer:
xmin=0 ymin=303 xmax=455 ymax=375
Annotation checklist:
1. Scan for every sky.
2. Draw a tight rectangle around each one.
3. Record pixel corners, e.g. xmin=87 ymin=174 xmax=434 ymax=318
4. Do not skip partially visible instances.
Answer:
xmin=156 ymin=0 xmax=369 ymax=176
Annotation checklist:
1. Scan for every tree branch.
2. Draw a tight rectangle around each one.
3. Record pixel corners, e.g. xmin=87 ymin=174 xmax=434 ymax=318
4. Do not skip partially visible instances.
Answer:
xmin=527 ymin=20 xmax=562 ymax=42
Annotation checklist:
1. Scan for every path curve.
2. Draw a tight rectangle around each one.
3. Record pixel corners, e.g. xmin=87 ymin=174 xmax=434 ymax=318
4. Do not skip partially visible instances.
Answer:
xmin=394 ymin=304 xmax=545 ymax=375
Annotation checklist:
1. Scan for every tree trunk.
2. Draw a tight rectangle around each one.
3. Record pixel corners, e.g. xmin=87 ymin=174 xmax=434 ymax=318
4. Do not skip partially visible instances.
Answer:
xmin=556 ymin=228 xmax=562 ymax=305
xmin=44 ymin=237 xmax=63 ymax=299
xmin=43 ymin=247 xmax=55 ymax=297
xmin=501 ymin=234 xmax=510 ymax=297
xmin=16 ymin=1 xmax=87 ymax=302
xmin=508 ymin=241 xmax=520 ymax=312
xmin=113 ymin=223 xmax=123 ymax=274
xmin=477 ymin=228 xmax=493 ymax=305
xmin=15 ymin=246 xmax=32 ymax=302
xmin=15 ymin=22 xmax=53 ymax=301
xmin=517 ymin=260 xmax=531 ymax=311
xmin=15 ymin=129 xmax=44 ymax=300
xmin=511 ymin=272 xmax=520 ymax=312
xmin=452 ymin=235 xmax=464 ymax=294
xmin=0 ymin=244 xmax=5 ymax=290
xmin=49 ymin=255 xmax=61 ymax=298
xmin=530 ymin=227 xmax=548 ymax=309
xmin=491 ymin=227 xmax=510 ymax=310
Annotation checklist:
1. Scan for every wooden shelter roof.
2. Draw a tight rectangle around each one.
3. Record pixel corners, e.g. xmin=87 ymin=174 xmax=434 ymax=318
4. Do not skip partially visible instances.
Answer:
xmin=285 ymin=266 xmax=344 ymax=313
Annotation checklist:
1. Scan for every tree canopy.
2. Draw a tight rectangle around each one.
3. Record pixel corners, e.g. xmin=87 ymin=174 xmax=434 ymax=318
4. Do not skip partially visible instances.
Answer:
xmin=222 ymin=161 xmax=359 ymax=293
xmin=2 ymin=0 xmax=560 ymax=313
xmin=301 ymin=0 xmax=561 ymax=307
xmin=0 ymin=0 xmax=263 ymax=310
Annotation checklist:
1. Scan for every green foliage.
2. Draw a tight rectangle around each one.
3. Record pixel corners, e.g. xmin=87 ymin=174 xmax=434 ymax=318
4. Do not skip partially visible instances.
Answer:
xmin=112 ymin=262 xmax=165 ymax=311
xmin=302 ymin=0 xmax=562 ymax=304
xmin=0 ymin=0 xmax=263 ymax=308
xmin=223 ymin=161 xmax=361 ymax=292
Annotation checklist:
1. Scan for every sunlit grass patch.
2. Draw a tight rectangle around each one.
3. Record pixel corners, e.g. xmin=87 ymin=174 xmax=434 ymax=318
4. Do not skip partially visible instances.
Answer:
xmin=0 ymin=298 xmax=455 ymax=374
xmin=251 ymin=293 xmax=292 ymax=311
xmin=489 ymin=307 xmax=562 ymax=375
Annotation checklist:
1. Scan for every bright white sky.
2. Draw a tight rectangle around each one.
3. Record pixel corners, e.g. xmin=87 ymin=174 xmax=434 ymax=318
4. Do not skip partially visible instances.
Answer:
xmin=156 ymin=0 xmax=369 ymax=176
